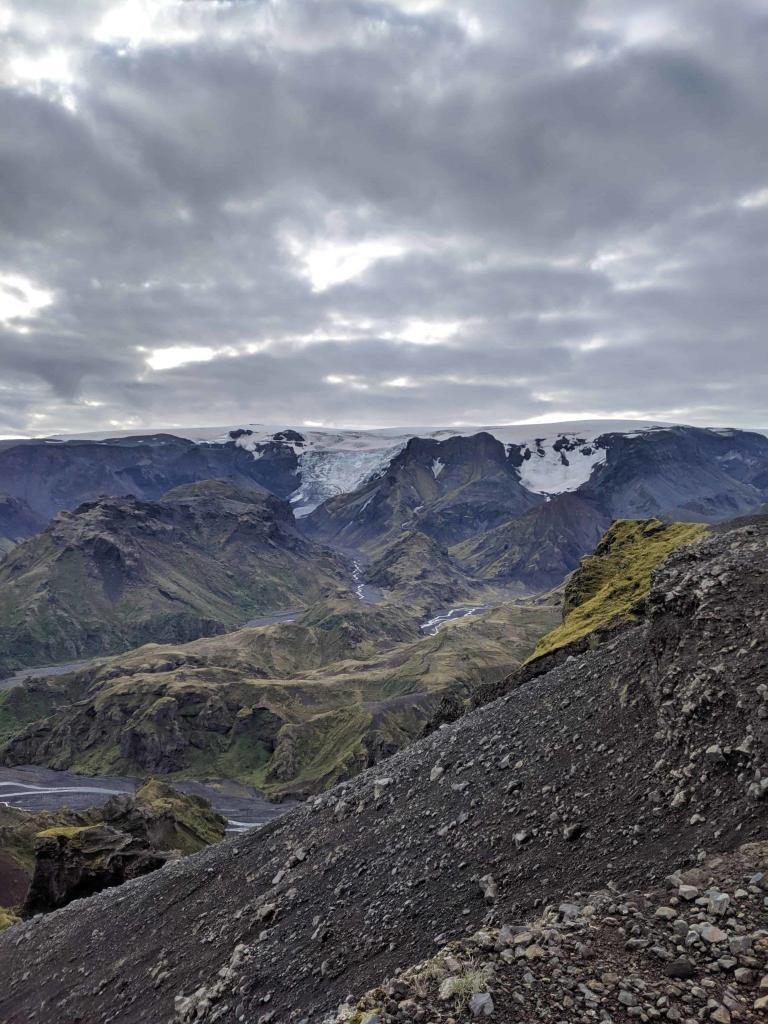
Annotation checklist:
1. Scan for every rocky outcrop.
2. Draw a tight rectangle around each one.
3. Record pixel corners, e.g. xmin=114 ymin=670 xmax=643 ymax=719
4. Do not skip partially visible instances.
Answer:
xmin=1 ymin=780 xmax=226 ymax=920
xmin=23 ymin=823 xmax=169 ymax=915
xmin=0 ymin=517 xmax=766 ymax=1024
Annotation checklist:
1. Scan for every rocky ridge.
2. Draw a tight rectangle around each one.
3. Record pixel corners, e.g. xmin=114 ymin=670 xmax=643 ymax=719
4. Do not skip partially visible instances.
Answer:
xmin=0 ymin=480 xmax=346 ymax=673
xmin=0 ymin=517 xmax=766 ymax=1023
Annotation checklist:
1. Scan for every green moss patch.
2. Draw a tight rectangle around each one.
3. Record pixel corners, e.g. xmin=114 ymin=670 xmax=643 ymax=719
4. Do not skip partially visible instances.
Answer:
xmin=529 ymin=519 xmax=708 ymax=662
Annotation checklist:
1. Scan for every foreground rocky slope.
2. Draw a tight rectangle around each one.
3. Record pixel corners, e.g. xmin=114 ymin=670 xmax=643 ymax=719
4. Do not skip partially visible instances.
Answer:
xmin=0 ymin=480 xmax=346 ymax=673
xmin=1 ymin=516 xmax=766 ymax=1024
xmin=330 ymin=843 xmax=768 ymax=1023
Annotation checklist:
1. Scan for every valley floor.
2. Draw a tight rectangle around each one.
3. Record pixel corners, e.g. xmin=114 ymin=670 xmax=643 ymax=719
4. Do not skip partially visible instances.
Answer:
xmin=0 ymin=764 xmax=292 ymax=833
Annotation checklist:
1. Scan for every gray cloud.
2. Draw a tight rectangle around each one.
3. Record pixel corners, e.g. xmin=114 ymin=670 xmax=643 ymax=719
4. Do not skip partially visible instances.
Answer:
xmin=0 ymin=0 xmax=766 ymax=434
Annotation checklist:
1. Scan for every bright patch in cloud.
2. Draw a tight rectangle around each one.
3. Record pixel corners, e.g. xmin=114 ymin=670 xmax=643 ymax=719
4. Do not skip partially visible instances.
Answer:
xmin=738 ymin=187 xmax=768 ymax=209
xmin=324 ymin=373 xmax=369 ymax=390
xmin=287 ymin=236 xmax=406 ymax=292
xmin=94 ymin=0 xmax=200 ymax=49
xmin=396 ymin=319 xmax=461 ymax=345
xmin=145 ymin=345 xmax=219 ymax=371
xmin=0 ymin=273 xmax=54 ymax=324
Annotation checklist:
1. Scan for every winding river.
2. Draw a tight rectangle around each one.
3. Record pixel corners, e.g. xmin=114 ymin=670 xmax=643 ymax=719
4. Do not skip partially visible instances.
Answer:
xmin=420 ymin=604 xmax=491 ymax=636
xmin=0 ymin=766 xmax=292 ymax=833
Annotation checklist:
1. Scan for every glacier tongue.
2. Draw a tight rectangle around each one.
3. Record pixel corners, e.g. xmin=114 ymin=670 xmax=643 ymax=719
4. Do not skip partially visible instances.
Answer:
xmin=290 ymin=443 xmax=405 ymax=516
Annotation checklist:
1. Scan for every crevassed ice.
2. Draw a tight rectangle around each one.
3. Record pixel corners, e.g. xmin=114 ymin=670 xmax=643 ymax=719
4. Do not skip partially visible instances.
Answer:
xmin=290 ymin=445 xmax=405 ymax=516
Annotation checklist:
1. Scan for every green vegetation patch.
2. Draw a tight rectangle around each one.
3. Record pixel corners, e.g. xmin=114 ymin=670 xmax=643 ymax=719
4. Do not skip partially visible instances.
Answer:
xmin=529 ymin=518 xmax=708 ymax=661
xmin=0 ymin=906 xmax=20 ymax=931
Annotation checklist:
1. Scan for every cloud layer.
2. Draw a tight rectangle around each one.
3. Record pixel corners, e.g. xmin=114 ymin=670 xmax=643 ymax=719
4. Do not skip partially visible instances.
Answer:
xmin=1 ymin=0 xmax=767 ymax=434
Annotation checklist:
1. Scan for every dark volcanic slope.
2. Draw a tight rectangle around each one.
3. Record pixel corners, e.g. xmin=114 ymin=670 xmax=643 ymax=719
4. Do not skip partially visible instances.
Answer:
xmin=582 ymin=425 xmax=768 ymax=521
xmin=453 ymin=491 xmax=612 ymax=590
xmin=2 ymin=519 xmax=768 ymax=1024
xmin=0 ymin=480 xmax=346 ymax=673
xmin=304 ymin=432 xmax=542 ymax=551
xmin=0 ymin=433 xmax=300 ymax=529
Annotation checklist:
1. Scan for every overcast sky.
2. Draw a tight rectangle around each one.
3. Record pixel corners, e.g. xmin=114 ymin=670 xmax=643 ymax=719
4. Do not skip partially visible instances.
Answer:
xmin=1 ymin=0 xmax=767 ymax=435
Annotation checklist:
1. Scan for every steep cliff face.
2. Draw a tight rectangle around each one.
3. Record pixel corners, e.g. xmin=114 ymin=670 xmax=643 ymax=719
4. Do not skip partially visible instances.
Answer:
xmin=0 ymin=494 xmax=44 ymax=555
xmin=0 ymin=480 xmax=346 ymax=673
xmin=0 ymin=517 xmax=765 ymax=1024
xmin=304 ymin=432 xmax=542 ymax=552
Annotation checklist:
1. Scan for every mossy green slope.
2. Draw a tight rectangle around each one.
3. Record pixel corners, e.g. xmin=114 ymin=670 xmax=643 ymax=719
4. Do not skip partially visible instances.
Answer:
xmin=0 ymin=602 xmax=558 ymax=799
xmin=529 ymin=518 xmax=708 ymax=661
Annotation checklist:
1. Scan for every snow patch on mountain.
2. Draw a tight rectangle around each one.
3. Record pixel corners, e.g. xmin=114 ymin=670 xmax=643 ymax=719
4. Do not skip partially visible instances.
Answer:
xmin=514 ymin=432 xmax=609 ymax=495
xmin=431 ymin=457 xmax=445 ymax=478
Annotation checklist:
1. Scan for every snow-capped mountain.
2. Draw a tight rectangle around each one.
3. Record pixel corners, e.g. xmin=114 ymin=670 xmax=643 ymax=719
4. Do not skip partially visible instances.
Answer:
xmin=170 ymin=419 xmax=669 ymax=513
xmin=2 ymin=419 xmax=768 ymax=591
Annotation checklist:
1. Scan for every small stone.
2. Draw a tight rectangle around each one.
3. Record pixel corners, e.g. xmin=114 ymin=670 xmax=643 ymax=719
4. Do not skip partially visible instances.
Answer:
xmin=373 ymin=778 xmax=393 ymax=799
xmin=666 ymin=958 xmax=696 ymax=979
xmin=479 ymin=874 xmax=498 ymax=903
xmin=700 ymin=924 xmax=728 ymax=944
xmin=563 ymin=823 xmax=584 ymax=841
xmin=710 ymin=1007 xmax=730 ymax=1023
xmin=655 ymin=906 xmax=677 ymax=920
xmin=524 ymin=944 xmax=545 ymax=960
xmin=430 ymin=764 xmax=444 ymax=782
xmin=469 ymin=992 xmax=494 ymax=1017
xmin=708 ymin=892 xmax=730 ymax=916
xmin=679 ymin=884 xmax=699 ymax=901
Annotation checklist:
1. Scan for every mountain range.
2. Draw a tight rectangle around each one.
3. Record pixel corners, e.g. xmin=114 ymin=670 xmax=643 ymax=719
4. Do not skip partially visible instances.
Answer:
xmin=1 ymin=421 xmax=767 ymax=631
